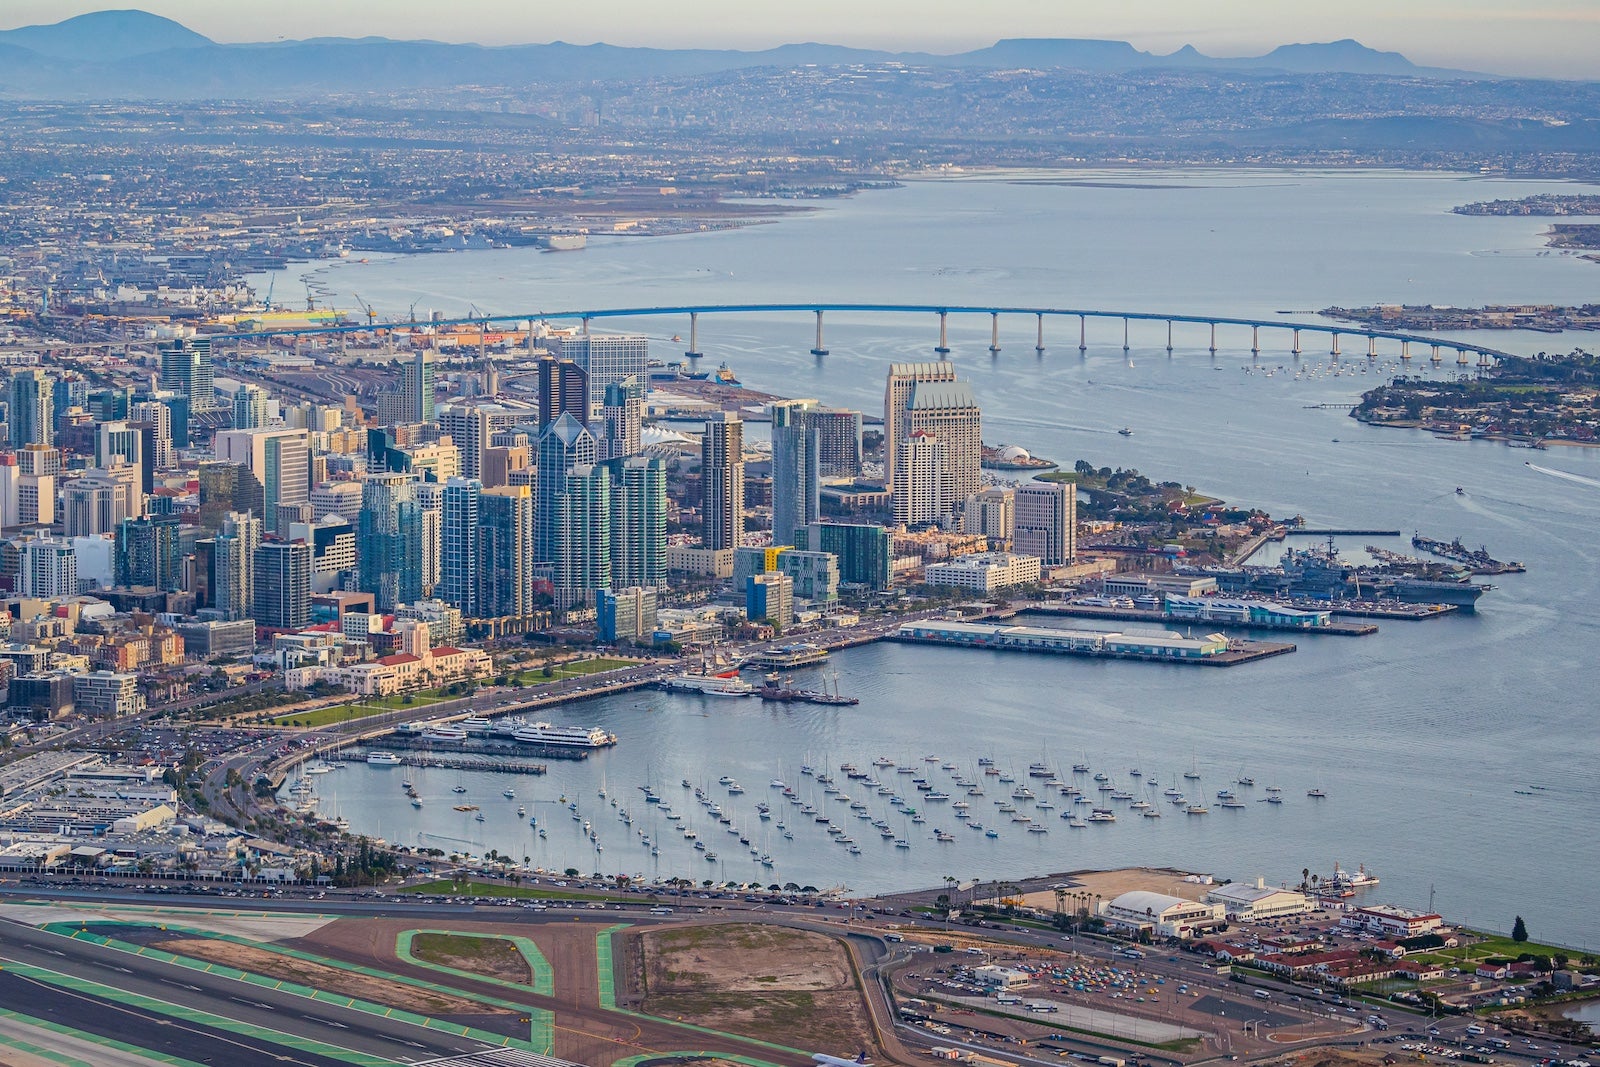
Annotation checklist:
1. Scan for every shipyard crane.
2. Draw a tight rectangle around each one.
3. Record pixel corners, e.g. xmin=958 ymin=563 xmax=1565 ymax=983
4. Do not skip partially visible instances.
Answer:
xmin=353 ymin=292 xmax=377 ymax=325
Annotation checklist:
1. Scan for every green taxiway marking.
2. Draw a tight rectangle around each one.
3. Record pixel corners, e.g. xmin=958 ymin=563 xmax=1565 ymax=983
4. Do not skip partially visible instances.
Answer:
xmin=0 ymin=960 xmax=396 ymax=1066
xmin=395 ymin=929 xmax=555 ymax=1052
xmin=593 ymin=924 xmax=810 ymax=1058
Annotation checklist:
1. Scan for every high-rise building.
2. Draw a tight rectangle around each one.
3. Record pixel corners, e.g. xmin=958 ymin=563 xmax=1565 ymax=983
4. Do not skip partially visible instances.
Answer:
xmin=357 ymin=472 xmax=422 ymax=611
xmin=597 ymin=586 xmax=657 ymax=643
xmin=537 ymin=355 xmax=588 ymax=429
xmin=61 ymin=482 xmax=116 ymax=537
xmin=214 ymin=428 xmax=310 ymax=537
xmin=607 ymin=455 xmax=668 ymax=591
xmin=599 ymin=376 xmax=644 ymax=462
xmin=158 ymin=337 xmax=214 ymax=411
xmin=480 ymin=484 xmax=535 ymax=618
xmin=794 ymin=522 xmax=894 ymax=591
xmin=415 ymin=480 xmax=442 ymax=599
xmin=811 ymin=408 xmax=863 ymax=478
xmin=546 ymin=333 xmax=648 ymax=412
xmin=399 ymin=348 xmax=435 ymax=424
xmin=886 ymin=364 xmax=981 ymax=527
xmin=535 ymin=412 xmax=597 ymax=565
xmin=547 ymin=463 xmax=610 ymax=609
xmin=1014 ymin=481 xmax=1076 ymax=566
xmin=213 ymin=511 xmax=262 ymax=621
xmin=130 ymin=400 xmax=173 ymax=469
xmin=72 ymin=465 xmax=145 ymax=528
xmin=437 ymin=399 xmax=535 ymax=482
xmin=9 ymin=369 xmax=54 ymax=448
xmin=114 ymin=514 xmax=184 ymax=590
xmin=746 ymin=571 xmax=794 ymax=631
xmin=288 ymin=517 xmax=357 ymax=595
xmin=18 ymin=536 xmax=77 ymax=597
xmin=771 ymin=401 xmax=821 ymax=545
xmin=309 ymin=480 xmax=364 ymax=523
xmin=253 ymin=538 xmax=312 ymax=631
xmin=439 ymin=477 xmax=482 ymax=618
xmin=894 ymin=431 xmax=948 ymax=527
xmin=883 ymin=361 xmax=956 ymax=493
xmin=963 ymin=485 xmax=1016 ymax=541
xmin=232 ymin=384 xmax=271 ymax=429
xmin=701 ymin=412 xmax=744 ymax=551
xmin=94 ymin=421 xmax=143 ymax=473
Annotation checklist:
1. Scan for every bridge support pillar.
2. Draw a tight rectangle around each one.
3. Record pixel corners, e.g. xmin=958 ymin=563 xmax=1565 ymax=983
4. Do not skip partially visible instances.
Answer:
xmin=582 ymin=315 xmax=591 ymax=336
xmin=1166 ymin=319 xmax=1173 ymax=353
xmin=478 ymin=321 xmax=487 ymax=362
xmin=685 ymin=311 xmax=702 ymax=359
xmin=1122 ymin=318 xmax=1130 ymax=352
xmin=1430 ymin=344 xmax=1442 ymax=364
xmin=1209 ymin=321 xmax=1217 ymax=354
xmin=1457 ymin=348 xmax=1470 ymax=365
xmin=989 ymin=311 xmax=1001 ymax=354
xmin=810 ymin=310 xmax=828 ymax=356
xmin=1292 ymin=328 xmax=1301 ymax=356
xmin=1251 ymin=325 xmax=1259 ymax=355
xmin=1365 ymin=335 xmax=1377 ymax=359
xmin=935 ymin=311 xmax=950 ymax=355
xmin=1478 ymin=351 xmax=1492 ymax=369
xmin=1078 ymin=314 xmax=1087 ymax=353
xmin=1035 ymin=312 xmax=1045 ymax=354
xmin=1331 ymin=332 xmax=1341 ymax=357
xmin=1400 ymin=340 xmax=1412 ymax=361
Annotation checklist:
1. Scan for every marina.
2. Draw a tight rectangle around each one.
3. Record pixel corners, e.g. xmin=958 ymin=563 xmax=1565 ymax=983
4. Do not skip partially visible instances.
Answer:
xmin=1027 ymin=602 xmax=1379 ymax=635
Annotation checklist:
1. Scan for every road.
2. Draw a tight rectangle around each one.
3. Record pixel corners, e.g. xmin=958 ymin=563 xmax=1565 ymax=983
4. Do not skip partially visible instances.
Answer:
xmin=0 ymin=918 xmax=493 ymax=1065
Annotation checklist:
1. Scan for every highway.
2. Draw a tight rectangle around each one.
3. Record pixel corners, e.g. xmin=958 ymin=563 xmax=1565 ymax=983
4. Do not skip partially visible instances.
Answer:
xmin=0 ymin=918 xmax=494 ymax=1065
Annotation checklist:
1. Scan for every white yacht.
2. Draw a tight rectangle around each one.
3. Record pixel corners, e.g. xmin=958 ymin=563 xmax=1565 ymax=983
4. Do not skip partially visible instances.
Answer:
xmin=512 ymin=722 xmax=618 ymax=748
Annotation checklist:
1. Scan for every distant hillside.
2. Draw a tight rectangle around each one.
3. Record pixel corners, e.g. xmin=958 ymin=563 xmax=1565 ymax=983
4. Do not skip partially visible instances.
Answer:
xmin=0 ymin=9 xmax=210 ymax=61
xmin=0 ymin=8 xmax=1495 ymax=99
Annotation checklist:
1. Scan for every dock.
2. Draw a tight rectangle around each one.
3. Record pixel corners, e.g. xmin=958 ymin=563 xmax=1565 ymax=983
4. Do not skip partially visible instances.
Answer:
xmin=362 ymin=734 xmax=589 ymax=761
xmin=1026 ymin=603 xmax=1377 ymax=636
xmin=340 ymin=749 xmax=549 ymax=774
xmin=1329 ymin=602 xmax=1456 ymax=620
xmin=894 ymin=619 xmax=1295 ymax=667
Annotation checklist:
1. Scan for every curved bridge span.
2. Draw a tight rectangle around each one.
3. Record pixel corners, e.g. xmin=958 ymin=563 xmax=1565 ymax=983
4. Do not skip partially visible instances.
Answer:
xmin=231 ymin=303 xmax=1518 ymax=365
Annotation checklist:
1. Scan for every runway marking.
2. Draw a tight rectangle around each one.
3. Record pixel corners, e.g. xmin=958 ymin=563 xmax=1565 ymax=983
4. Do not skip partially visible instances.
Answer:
xmin=0 ymin=1005 xmax=209 ymax=1067
xmin=1 ymin=962 xmax=370 ymax=1066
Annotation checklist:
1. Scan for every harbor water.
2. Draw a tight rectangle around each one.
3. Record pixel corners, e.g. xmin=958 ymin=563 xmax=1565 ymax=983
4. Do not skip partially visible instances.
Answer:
xmin=278 ymin=169 xmax=1600 ymax=946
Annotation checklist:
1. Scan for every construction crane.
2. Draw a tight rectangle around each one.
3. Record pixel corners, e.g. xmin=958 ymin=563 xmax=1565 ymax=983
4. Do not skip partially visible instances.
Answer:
xmin=353 ymin=293 xmax=377 ymax=325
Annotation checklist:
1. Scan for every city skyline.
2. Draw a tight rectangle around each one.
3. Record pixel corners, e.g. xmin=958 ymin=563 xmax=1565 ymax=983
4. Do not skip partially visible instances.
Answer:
xmin=0 ymin=2 xmax=1595 ymax=78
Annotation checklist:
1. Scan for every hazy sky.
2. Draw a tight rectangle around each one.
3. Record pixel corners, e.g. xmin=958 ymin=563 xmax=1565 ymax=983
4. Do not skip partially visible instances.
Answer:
xmin=5 ymin=1 xmax=1597 ymax=77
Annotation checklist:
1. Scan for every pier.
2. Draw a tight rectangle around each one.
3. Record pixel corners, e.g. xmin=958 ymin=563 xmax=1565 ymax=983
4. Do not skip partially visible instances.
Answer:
xmin=894 ymin=619 xmax=1295 ymax=666
xmin=340 ymin=749 xmax=550 ymax=773
xmin=1026 ymin=603 xmax=1378 ymax=636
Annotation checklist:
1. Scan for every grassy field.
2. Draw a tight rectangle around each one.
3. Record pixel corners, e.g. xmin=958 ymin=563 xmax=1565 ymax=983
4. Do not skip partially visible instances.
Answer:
xmin=507 ymin=657 xmax=637 ymax=685
xmin=410 ymin=932 xmax=530 ymax=985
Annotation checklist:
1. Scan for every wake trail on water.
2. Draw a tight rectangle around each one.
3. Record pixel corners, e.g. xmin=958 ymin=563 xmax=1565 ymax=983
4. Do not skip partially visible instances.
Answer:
xmin=1525 ymin=463 xmax=1600 ymax=490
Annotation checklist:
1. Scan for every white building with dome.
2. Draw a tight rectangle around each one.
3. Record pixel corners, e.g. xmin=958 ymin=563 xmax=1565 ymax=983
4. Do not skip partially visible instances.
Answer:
xmin=1099 ymin=891 xmax=1226 ymax=940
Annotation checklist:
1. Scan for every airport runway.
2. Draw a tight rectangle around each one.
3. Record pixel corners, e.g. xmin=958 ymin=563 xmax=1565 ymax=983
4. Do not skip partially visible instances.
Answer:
xmin=0 ymin=919 xmax=496 ymax=1065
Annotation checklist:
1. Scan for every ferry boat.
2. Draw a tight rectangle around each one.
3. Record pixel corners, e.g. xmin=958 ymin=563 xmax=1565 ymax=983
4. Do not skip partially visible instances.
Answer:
xmin=366 ymin=752 xmax=403 ymax=766
xmin=512 ymin=722 xmax=618 ymax=747
xmin=422 ymin=724 xmax=468 ymax=743
xmin=460 ymin=716 xmax=492 ymax=733
xmin=661 ymin=672 xmax=755 ymax=697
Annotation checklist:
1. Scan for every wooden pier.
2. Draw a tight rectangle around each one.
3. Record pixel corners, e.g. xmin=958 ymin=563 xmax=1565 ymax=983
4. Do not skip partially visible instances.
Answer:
xmin=339 ymin=749 xmax=550 ymax=774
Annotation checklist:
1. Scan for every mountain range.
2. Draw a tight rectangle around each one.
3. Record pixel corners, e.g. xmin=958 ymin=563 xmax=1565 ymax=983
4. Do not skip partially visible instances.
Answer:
xmin=0 ymin=9 xmax=1490 ymax=98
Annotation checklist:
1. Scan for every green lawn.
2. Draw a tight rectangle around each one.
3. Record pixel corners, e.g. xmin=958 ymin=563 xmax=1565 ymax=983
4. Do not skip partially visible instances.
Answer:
xmin=507 ymin=656 xmax=638 ymax=685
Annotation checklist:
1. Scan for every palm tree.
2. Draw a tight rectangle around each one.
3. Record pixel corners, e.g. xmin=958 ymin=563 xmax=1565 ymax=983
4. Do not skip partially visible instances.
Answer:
xmin=1302 ymin=866 xmax=1311 ymax=891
